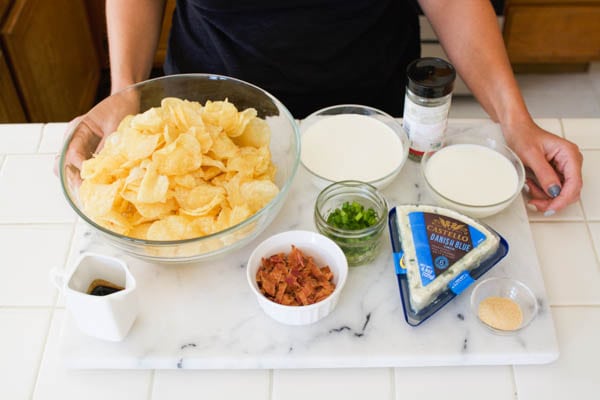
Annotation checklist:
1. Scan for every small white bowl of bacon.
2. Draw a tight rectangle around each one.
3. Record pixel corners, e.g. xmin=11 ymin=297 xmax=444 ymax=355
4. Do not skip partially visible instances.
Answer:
xmin=246 ymin=230 xmax=348 ymax=325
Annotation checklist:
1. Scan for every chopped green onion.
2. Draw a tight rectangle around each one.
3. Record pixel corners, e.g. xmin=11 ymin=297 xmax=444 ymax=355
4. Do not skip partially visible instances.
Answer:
xmin=327 ymin=201 xmax=379 ymax=230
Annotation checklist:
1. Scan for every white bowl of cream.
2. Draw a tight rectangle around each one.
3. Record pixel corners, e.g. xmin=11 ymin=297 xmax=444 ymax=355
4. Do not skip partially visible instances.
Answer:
xmin=300 ymin=105 xmax=409 ymax=190
xmin=421 ymin=133 xmax=525 ymax=218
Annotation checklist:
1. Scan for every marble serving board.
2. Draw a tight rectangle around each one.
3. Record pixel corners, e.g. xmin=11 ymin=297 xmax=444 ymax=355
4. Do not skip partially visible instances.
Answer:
xmin=59 ymin=124 xmax=559 ymax=369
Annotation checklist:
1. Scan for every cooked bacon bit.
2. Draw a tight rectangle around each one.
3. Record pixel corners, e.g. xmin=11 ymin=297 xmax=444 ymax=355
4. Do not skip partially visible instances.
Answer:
xmin=256 ymin=245 xmax=336 ymax=306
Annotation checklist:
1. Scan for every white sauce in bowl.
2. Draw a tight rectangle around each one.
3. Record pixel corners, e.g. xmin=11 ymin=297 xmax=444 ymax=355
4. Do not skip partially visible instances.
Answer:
xmin=301 ymin=114 xmax=404 ymax=182
xmin=424 ymin=143 xmax=519 ymax=206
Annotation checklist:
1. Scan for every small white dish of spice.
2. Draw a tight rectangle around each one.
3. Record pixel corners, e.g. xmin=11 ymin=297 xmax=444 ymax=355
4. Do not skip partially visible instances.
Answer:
xmin=470 ymin=277 xmax=538 ymax=334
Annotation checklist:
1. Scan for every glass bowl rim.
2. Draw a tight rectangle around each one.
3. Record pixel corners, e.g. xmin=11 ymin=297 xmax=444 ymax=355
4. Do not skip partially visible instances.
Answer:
xmin=59 ymin=73 xmax=301 ymax=246
xmin=421 ymin=134 xmax=526 ymax=209
xmin=299 ymin=104 xmax=409 ymax=186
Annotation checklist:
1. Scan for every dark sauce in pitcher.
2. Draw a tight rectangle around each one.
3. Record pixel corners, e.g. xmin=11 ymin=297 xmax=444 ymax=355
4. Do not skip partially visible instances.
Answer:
xmin=87 ymin=279 xmax=124 ymax=296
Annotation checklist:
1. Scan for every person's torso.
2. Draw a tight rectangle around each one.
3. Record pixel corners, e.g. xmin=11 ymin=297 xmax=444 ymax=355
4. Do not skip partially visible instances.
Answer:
xmin=165 ymin=0 xmax=420 ymax=117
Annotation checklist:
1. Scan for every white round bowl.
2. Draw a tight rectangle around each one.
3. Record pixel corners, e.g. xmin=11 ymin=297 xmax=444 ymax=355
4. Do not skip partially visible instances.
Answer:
xmin=246 ymin=230 xmax=348 ymax=325
xmin=300 ymin=104 xmax=409 ymax=190
xmin=421 ymin=133 xmax=525 ymax=218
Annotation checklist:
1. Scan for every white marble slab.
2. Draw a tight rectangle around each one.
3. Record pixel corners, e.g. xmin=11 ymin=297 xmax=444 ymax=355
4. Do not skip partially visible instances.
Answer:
xmin=58 ymin=125 xmax=559 ymax=369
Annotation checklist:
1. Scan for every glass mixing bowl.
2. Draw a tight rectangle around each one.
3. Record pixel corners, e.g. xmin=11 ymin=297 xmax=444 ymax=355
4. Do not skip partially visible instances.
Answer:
xmin=59 ymin=74 xmax=300 ymax=263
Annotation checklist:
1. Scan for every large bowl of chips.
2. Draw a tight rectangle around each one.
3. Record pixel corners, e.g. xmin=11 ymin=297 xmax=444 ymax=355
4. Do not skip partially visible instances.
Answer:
xmin=59 ymin=74 xmax=300 ymax=263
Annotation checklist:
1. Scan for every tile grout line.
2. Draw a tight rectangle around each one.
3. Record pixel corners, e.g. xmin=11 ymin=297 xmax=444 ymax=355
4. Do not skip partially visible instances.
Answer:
xmin=390 ymin=368 xmax=397 ymax=400
xmin=28 ymin=305 xmax=58 ymax=400
xmin=0 ymin=305 xmax=57 ymax=310
xmin=35 ymin=124 xmax=47 ymax=153
xmin=573 ymin=176 xmax=600 ymax=272
xmin=550 ymin=304 xmax=600 ymax=309
xmin=510 ymin=365 xmax=519 ymax=400
xmin=147 ymin=370 xmax=156 ymax=400
xmin=0 ymin=220 xmax=78 ymax=226
xmin=29 ymin=220 xmax=79 ymax=399
xmin=268 ymin=369 xmax=274 ymax=400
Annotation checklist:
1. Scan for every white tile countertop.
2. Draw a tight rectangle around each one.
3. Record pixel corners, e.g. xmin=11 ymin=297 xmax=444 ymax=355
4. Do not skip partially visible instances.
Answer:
xmin=1 ymin=119 xmax=599 ymax=399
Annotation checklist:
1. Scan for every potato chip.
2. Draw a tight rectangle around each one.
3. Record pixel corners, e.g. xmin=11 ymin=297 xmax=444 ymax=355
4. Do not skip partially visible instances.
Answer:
xmin=147 ymin=215 xmax=199 ymax=241
xmin=79 ymin=97 xmax=280 ymax=242
xmin=80 ymin=180 xmax=120 ymax=217
xmin=152 ymin=133 xmax=202 ymax=175
xmin=176 ymin=183 xmax=226 ymax=217
xmin=201 ymin=100 xmax=238 ymax=133
xmin=233 ymin=116 xmax=271 ymax=148
xmin=120 ymin=128 xmax=161 ymax=162
xmin=80 ymin=153 xmax=125 ymax=182
xmin=129 ymin=222 xmax=153 ymax=239
xmin=240 ymin=180 xmax=279 ymax=213
xmin=130 ymin=107 xmax=165 ymax=132
xmin=137 ymin=164 xmax=169 ymax=203
xmin=208 ymin=132 xmax=240 ymax=160
xmin=135 ymin=197 xmax=178 ymax=220
xmin=97 ymin=210 xmax=132 ymax=235
xmin=202 ymin=166 xmax=223 ymax=181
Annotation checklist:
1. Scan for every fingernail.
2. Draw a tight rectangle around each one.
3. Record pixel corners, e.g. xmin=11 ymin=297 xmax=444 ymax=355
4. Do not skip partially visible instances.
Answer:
xmin=523 ymin=183 xmax=530 ymax=193
xmin=526 ymin=203 xmax=538 ymax=212
xmin=544 ymin=209 xmax=556 ymax=217
xmin=548 ymin=184 xmax=561 ymax=198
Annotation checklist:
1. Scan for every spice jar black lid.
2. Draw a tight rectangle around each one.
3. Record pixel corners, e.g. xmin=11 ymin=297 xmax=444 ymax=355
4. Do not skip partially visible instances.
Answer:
xmin=406 ymin=57 xmax=456 ymax=98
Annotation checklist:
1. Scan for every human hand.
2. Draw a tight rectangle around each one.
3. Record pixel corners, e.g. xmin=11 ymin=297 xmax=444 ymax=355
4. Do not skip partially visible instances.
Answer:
xmin=504 ymin=122 xmax=583 ymax=215
xmin=55 ymin=88 xmax=141 ymax=184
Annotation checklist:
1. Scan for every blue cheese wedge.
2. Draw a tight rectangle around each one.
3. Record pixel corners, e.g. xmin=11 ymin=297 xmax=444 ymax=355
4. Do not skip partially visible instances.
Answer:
xmin=395 ymin=205 xmax=500 ymax=312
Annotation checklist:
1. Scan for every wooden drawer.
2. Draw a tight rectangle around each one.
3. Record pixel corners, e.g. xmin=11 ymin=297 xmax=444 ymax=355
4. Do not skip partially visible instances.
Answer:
xmin=0 ymin=47 xmax=26 ymax=122
xmin=504 ymin=5 xmax=600 ymax=63
xmin=1 ymin=0 xmax=100 ymax=122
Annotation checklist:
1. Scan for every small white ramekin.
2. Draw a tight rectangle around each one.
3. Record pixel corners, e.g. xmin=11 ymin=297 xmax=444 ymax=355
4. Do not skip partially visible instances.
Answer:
xmin=246 ymin=230 xmax=348 ymax=325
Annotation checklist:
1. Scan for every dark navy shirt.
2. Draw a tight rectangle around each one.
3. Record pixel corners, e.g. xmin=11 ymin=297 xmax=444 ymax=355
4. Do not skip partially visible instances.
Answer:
xmin=164 ymin=0 xmax=421 ymax=118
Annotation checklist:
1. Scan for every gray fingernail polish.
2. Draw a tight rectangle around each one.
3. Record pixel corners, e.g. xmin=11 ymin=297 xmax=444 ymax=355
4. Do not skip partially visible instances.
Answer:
xmin=548 ymin=185 xmax=561 ymax=198
xmin=527 ymin=203 xmax=538 ymax=212
xmin=544 ymin=209 xmax=556 ymax=217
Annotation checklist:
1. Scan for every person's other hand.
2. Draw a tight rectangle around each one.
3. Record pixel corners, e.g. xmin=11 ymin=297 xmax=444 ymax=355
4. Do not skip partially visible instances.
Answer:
xmin=504 ymin=122 xmax=583 ymax=215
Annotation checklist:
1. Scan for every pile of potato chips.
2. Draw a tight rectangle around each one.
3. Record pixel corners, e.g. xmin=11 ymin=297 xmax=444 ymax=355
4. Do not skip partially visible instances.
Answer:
xmin=79 ymin=98 xmax=279 ymax=241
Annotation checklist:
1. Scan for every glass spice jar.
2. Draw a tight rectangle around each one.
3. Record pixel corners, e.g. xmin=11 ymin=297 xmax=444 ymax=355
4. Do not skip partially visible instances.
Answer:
xmin=402 ymin=57 xmax=456 ymax=161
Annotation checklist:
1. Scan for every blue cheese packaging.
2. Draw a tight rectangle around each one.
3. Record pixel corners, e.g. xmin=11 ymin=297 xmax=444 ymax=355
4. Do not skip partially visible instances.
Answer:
xmin=388 ymin=204 xmax=509 ymax=326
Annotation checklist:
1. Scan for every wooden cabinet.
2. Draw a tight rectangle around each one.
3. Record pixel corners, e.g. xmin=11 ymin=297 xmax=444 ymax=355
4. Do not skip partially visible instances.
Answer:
xmin=0 ymin=0 xmax=100 ymax=122
xmin=504 ymin=0 xmax=600 ymax=66
xmin=0 ymin=46 xmax=26 ymax=122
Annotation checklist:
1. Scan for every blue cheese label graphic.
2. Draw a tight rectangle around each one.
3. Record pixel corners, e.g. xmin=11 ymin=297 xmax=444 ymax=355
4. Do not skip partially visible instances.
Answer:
xmin=408 ymin=211 xmax=485 ymax=286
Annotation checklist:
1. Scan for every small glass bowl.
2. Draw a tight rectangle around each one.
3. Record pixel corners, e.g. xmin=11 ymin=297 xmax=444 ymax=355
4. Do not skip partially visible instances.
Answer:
xmin=470 ymin=277 xmax=539 ymax=335
xmin=314 ymin=181 xmax=388 ymax=266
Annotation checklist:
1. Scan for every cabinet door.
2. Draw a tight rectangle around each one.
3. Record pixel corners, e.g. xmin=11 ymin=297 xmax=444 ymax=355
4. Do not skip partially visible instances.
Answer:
xmin=1 ymin=0 xmax=100 ymax=122
xmin=0 ymin=47 xmax=26 ymax=122
xmin=504 ymin=5 xmax=600 ymax=63
xmin=0 ymin=0 xmax=11 ymax=21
